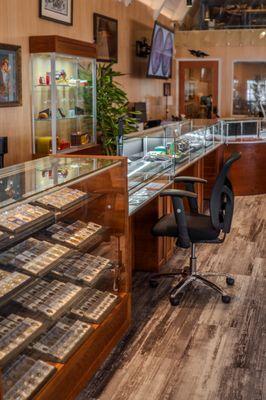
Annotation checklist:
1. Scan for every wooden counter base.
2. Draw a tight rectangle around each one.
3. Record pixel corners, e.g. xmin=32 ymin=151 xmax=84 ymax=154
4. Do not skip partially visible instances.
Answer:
xmin=224 ymin=142 xmax=266 ymax=196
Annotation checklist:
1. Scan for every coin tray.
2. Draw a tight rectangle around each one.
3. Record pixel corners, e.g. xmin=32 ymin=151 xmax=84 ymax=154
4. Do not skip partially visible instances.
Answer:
xmin=0 ymin=204 xmax=53 ymax=234
xmin=52 ymin=251 xmax=112 ymax=286
xmin=48 ymin=220 xmax=102 ymax=249
xmin=0 ymin=314 xmax=43 ymax=366
xmin=71 ymin=289 xmax=119 ymax=324
xmin=0 ymin=230 xmax=9 ymax=242
xmin=14 ymin=280 xmax=82 ymax=320
xmin=35 ymin=187 xmax=88 ymax=211
xmin=3 ymin=355 xmax=56 ymax=400
xmin=31 ymin=316 xmax=93 ymax=363
xmin=0 ymin=238 xmax=72 ymax=276
xmin=0 ymin=270 xmax=30 ymax=302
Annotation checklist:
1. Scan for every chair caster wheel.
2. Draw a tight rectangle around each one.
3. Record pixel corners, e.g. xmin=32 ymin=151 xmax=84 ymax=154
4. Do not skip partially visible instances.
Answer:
xmin=149 ymin=279 xmax=159 ymax=288
xmin=170 ymin=293 xmax=183 ymax=306
xmin=222 ymin=295 xmax=231 ymax=304
xmin=226 ymin=276 xmax=235 ymax=286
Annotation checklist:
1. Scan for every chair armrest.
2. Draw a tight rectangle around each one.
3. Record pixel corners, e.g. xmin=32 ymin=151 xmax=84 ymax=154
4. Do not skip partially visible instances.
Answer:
xmin=160 ymin=189 xmax=193 ymax=249
xmin=173 ymin=177 xmax=206 ymax=214
xmin=160 ymin=189 xmax=197 ymax=199
xmin=174 ymin=176 xmax=207 ymax=184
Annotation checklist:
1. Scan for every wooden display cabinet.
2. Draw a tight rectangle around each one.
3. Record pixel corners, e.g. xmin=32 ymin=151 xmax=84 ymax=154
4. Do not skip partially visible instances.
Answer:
xmin=0 ymin=155 xmax=130 ymax=400
xmin=29 ymin=36 xmax=97 ymax=157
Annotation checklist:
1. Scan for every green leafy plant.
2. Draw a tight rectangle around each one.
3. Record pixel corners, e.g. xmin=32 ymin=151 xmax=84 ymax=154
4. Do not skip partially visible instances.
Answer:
xmin=80 ymin=62 xmax=138 ymax=155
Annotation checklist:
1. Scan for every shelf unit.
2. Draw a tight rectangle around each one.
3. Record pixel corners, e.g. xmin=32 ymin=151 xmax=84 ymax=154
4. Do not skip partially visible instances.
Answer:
xmin=29 ymin=36 xmax=97 ymax=157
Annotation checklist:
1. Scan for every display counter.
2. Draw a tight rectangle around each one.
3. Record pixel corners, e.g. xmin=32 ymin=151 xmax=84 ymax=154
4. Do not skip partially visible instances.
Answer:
xmin=222 ymin=118 xmax=266 ymax=195
xmin=122 ymin=121 xmax=223 ymax=215
xmin=0 ymin=155 xmax=130 ymax=400
xmin=121 ymin=121 xmax=224 ymax=272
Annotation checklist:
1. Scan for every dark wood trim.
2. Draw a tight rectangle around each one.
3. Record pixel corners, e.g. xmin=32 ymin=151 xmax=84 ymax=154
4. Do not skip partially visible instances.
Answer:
xmin=29 ymin=36 xmax=96 ymax=58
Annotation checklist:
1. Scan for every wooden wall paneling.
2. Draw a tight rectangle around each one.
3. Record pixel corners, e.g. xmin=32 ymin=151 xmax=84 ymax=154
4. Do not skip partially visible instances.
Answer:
xmin=224 ymin=142 xmax=266 ymax=195
xmin=0 ymin=0 xmax=174 ymax=167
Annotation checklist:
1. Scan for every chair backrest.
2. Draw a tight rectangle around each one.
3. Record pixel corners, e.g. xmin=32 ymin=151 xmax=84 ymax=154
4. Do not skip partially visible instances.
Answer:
xmin=210 ymin=152 xmax=241 ymax=233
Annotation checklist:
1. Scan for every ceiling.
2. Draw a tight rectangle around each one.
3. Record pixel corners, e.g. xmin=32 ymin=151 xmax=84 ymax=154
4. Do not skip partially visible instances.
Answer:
xmin=118 ymin=0 xmax=188 ymax=21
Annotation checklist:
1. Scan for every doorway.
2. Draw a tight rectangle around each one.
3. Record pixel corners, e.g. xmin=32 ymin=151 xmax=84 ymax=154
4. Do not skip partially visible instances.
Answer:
xmin=179 ymin=61 xmax=219 ymax=119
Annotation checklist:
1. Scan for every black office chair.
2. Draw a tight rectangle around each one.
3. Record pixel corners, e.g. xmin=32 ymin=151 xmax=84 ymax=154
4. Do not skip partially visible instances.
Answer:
xmin=150 ymin=152 xmax=241 ymax=306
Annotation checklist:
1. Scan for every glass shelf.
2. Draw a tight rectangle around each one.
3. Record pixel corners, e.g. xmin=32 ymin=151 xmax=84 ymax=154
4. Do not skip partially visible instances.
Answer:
xmin=33 ymin=84 xmax=93 ymax=88
xmin=34 ymin=115 xmax=93 ymax=122
xmin=31 ymin=53 xmax=96 ymax=155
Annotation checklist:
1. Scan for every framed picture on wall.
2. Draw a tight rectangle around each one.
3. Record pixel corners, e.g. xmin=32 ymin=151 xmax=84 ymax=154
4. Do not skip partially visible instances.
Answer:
xmin=93 ymin=13 xmax=118 ymax=63
xmin=39 ymin=0 xmax=73 ymax=26
xmin=0 ymin=43 xmax=22 ymax=108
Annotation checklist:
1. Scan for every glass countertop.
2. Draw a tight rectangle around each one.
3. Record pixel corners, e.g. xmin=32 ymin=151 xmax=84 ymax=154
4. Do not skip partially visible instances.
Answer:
xmin=0 ymin=156 xmax=119 ymax=209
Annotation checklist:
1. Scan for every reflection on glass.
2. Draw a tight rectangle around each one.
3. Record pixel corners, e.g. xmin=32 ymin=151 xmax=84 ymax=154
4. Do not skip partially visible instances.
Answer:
xmin=233 ymin=62 xmax=266 ymax=116
xmin=0 ymin=156 xmax=118 ymax=208
xmin=184 ymin=67 xmax=213 ymax=119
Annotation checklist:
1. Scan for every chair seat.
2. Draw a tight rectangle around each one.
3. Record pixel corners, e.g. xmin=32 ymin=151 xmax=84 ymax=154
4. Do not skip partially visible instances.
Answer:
xmin=152 ymin=213 xmax=220 ymax=242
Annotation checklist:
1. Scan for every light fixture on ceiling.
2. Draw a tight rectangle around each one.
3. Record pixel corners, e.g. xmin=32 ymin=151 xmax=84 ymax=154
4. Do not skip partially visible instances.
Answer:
xmin=259 ymin=31 xmax=266 ymax=39
xmin=186 ymin=0 xmax=193 ymax=7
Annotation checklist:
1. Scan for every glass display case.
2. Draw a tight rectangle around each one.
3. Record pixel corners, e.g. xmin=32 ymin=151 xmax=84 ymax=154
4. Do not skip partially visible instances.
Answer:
xmin=30 ymin=36 xmax=97 ymax=156
xmin=121 ymin=122 xmax=223 ymax=214
xmin=0 ymin=155 xmax=129 ymax=400
xmin=221 ymin=118 xmax=266 ymax=142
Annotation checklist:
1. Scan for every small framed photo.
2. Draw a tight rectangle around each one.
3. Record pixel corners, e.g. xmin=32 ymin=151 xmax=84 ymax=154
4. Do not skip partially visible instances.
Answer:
xmin=93 ymin=13 xmax=118 ymax=63
xmin=0 ymin=44 xmax=22 ymax=108
xmin=39 ymin=0 xmax=73 ymax=26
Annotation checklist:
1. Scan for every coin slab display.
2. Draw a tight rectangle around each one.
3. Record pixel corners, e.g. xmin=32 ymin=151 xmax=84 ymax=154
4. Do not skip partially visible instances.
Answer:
xmin=3 ymin=355 xmax=56 ymax=400
xmin=71 ymin=288 xmax=120 ymax=324
xmin=14 ymin=280 xmax=82 ymax=320
xmin=48 ymin=220 xmax=102 ymax=249
xmin=0 ymin=204 xmax=53 ymax=234
xmin=31 ymin=316 xmax=93 ymax=362
xmin=0 ymin=270 xmax=31 ymax=301
xmin=0 ymin=230 xmax=9 ymax=243
xmin=0 ymin=314 xmax=43 ymax=366
xmin=0 ymin=238 xmax=72 ymax=276
xmin=52 ymin=251 xmax=112 ymax=285
xmin=35 ymin=187 xmax=88 ymax=211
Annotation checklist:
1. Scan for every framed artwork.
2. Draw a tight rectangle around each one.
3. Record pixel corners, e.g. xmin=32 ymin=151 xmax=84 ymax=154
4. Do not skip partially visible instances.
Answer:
xmin=93 ymin=13 xmax=118 ymax=63
xmin=0 ymin=44 xmax=22 ymax=108
xmin=39 ymin=0 xmax=73 ymax=26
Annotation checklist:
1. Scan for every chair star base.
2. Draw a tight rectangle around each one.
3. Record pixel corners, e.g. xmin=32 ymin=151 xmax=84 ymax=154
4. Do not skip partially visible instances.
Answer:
xmin=149 ymin=244 xmax=234 ymax=306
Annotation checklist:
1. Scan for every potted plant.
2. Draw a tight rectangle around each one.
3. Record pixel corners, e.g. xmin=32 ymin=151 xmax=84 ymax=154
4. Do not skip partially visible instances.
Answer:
xmin=81 ymin=62 xmax=138 ymax=155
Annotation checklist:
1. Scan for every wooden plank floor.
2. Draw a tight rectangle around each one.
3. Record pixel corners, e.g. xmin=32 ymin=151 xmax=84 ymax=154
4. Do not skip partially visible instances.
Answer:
xmin=78 ymin=195 xmax=266 ymax=400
